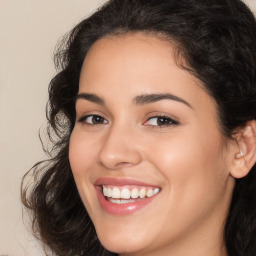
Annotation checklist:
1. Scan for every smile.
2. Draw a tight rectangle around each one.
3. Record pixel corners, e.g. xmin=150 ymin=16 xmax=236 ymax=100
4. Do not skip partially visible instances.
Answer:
xmin=95 ymin=178 xmax=161 ymax=215
xmin=102 ymin=185 xmax=160 ymax=204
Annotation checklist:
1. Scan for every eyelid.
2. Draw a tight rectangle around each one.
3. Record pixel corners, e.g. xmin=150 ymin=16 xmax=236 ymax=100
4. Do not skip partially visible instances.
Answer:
xmin=77 ymin=113 xmax=109 ymax=125
xmin=143 ymin=113 xmax=179 ymax=127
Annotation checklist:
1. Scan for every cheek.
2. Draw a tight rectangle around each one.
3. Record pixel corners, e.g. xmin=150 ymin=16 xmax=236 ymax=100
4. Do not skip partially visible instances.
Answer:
xmin=68 ymin=130 xmax=101 ymax=211
xmin=148 ymin=127 xmax=228 ymax=207
xmin=149 ymin=127 xmax=223 ymax=171
xmin=141 ymin=129 xmax=230 ymax=240
xmin=69 ymin=130 xmax=99 ymax=176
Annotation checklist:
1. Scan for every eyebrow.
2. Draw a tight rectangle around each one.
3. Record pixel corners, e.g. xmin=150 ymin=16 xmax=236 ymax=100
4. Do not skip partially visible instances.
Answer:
xmin=76 ymin=93 xmax=105 ymax=105
xmin=133 ymin=93 xmax=192 ymax=108
xmin=76 ymin=92 xmax=192 ymax=108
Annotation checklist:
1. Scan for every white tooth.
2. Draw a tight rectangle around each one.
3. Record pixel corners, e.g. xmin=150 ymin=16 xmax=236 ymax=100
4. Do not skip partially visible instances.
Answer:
xmin=121 ymin=199 xmax=131 ymax=204
xmin=153 ymin=188 xmax=160 ymax=195
xmin=131 ymin=188 xmax=139 ymax=198
xmin=112 ymin=187 xmax=120 ymax=198
xmin=121 ymin=188 xmax=130 ymax=199
xmin=139 ymin=188 xmax=146 ymax=198
xmin=103 ymin=186 xmax=108 ymax=196
xmin=109 ymin=199 xmax=120 ymax=204
xmin=120 ymin=199 xmax=136 ymax=204
xmin=107 ymin=187 xmax=112 ymax=197
xmin=147 ymin=189 xmax=154 ymax=197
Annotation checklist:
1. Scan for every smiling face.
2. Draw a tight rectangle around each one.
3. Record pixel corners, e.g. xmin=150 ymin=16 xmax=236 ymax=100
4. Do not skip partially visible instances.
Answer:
xmin=69 ymin=33 xmax=236 ymax=256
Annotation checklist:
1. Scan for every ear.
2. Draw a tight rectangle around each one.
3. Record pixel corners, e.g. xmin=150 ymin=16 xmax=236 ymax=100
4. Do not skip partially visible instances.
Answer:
xmin=230 ymin=120 xmax=256 ymax=179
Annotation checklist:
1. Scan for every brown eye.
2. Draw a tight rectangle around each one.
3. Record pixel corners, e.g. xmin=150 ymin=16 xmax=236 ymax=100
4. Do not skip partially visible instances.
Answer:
xmin=78 ymin=115 xmax=108 ymax=125
xmin=156 ymin=117 xmax=175 ymax=125
xmin=144 ymin=116 xmax=178 ymax=127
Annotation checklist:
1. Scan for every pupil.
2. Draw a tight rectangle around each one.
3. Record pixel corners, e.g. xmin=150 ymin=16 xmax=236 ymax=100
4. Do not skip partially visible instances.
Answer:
xmin=157 ymin=117 xmax=168 ymax=125
xmin=93 ymin=116 xmax=102 ymax=123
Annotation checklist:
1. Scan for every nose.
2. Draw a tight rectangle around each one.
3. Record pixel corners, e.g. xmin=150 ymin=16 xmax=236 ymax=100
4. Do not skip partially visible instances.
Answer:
xmin=98 ymin=124 xmax=142 ymax=170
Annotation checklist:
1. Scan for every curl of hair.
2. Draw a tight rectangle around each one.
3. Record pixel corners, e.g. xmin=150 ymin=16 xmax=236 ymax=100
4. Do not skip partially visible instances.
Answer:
xmin=21 ymin=0 xmax=256 ymax=255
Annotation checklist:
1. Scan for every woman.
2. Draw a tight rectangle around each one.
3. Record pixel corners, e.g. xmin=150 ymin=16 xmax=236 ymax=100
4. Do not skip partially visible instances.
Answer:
xmin=22 ymin=0 xmax=256 ymax=255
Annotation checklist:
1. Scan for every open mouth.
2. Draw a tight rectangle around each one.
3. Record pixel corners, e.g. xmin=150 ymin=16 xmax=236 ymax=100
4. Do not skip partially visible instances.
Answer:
xmin=102 ymin=185 xmax=160 ymax=204
xmin=94 ymin=178 xmax=161 ymax=215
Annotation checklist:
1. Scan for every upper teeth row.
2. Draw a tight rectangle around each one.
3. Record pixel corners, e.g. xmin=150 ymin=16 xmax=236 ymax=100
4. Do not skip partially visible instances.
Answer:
xmin=102 ymin=186 xmax=160 ymax=199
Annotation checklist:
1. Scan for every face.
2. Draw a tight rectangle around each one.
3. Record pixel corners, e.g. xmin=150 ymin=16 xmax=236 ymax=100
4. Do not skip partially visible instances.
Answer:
xmin=69 ymin=33 xmax=235 ymax=256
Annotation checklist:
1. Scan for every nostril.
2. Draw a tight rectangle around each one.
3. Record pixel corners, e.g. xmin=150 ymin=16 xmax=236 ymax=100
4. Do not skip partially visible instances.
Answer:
xmin=115 ymin=162 xmax=134 ymax=168
xmin=97 ymin=161 xmax=104 ymax=167
xmin=97 ymin=159 xmax=137 ymax=170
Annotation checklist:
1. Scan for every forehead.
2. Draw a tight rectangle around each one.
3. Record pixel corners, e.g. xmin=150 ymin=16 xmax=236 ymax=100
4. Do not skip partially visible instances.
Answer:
xmin=80 ymin=33 xmax=211 ymax=103
xmin=80 ymin=33 xmax=201 ymax=93
xmin=84 ymin=32 xmax=175 ymax=66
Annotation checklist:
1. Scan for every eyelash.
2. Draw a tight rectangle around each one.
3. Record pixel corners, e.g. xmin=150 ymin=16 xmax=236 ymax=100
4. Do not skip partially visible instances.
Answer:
xmin=143 ymin=115 xmax=179 ymax=128
xmin=78 ymin=115 xmax=108 ymax=125
xmin=77 ymin=114 xmax=179 ymax=127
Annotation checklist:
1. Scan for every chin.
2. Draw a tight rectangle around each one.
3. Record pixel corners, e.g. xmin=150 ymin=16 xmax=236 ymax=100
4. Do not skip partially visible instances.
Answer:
xmin=95 ymin=222 xmax=152 ymax=255
xmin=99 ymin=238 xmax=145 ymax=255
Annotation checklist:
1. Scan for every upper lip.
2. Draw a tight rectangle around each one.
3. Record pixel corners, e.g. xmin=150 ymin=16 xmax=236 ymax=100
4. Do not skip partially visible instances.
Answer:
xmin=94 ymin=177 xmax=160 ymax=188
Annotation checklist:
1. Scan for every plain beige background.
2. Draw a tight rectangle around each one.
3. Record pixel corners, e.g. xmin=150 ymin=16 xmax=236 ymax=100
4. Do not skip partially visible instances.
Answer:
xmin=0 ymin=0 xmax=255 ymax=255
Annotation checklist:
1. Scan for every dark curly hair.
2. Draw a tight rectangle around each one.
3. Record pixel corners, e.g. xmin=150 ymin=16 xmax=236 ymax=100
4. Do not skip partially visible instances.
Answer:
xmin=21 ymin=0 xmax=256 ymax=255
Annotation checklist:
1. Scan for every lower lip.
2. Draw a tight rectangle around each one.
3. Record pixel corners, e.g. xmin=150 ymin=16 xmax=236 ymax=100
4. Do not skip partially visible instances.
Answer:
xmin=96 ymin=187 xmax=158 ymax=216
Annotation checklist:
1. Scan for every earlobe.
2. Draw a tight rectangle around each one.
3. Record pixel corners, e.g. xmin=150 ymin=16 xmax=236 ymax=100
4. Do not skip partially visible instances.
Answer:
xmin=230 ymin=120 xmax=256 ymax=179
